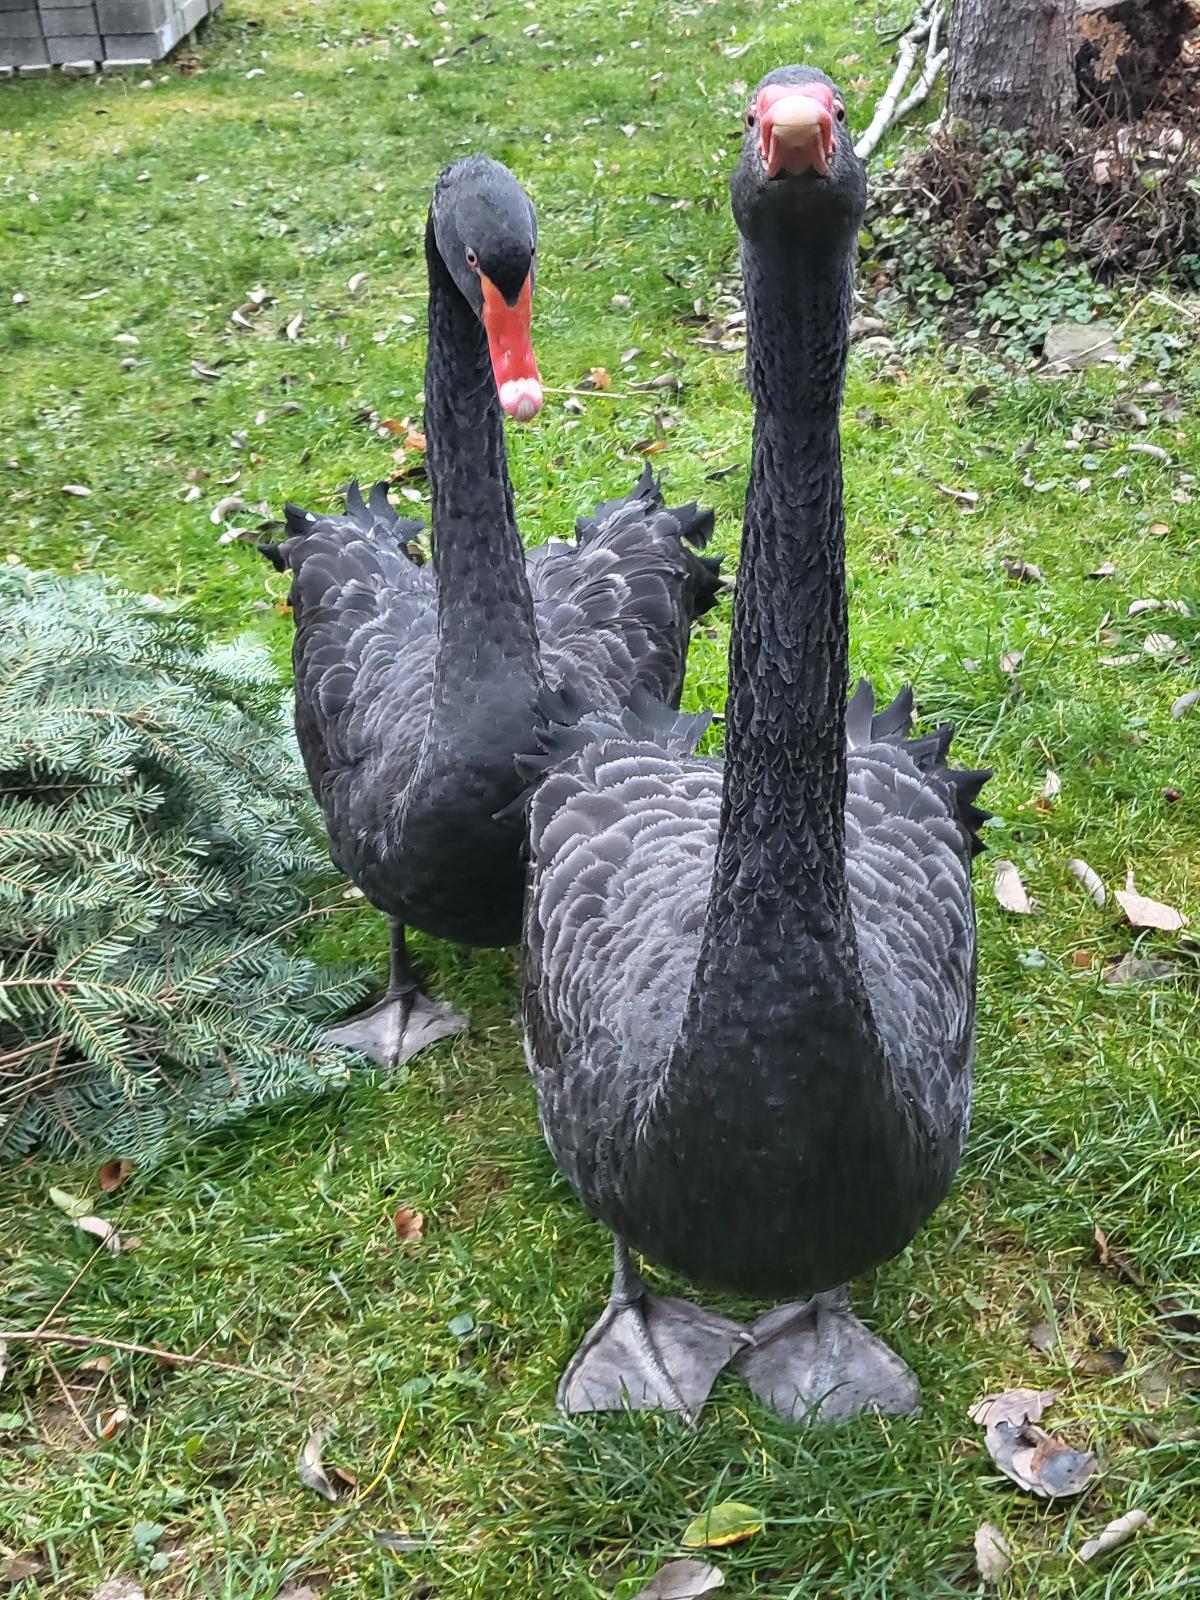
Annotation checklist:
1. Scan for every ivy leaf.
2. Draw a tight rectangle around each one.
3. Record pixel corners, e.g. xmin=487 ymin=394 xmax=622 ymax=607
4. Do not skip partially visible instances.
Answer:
xmin=680 ymin=1502 xmax=763 ymax=1549
xmin=49 ymin=1187 xmax=92 ymax=1220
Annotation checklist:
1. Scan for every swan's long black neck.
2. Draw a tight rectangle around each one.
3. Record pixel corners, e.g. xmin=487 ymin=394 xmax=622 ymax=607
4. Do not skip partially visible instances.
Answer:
xmin=423 ymin=219 xmax=540 ymax=725
xmin=709 ymin=227 xmax=857 ymax=948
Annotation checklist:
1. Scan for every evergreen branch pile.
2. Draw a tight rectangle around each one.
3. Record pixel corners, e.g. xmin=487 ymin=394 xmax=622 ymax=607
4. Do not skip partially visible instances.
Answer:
xmin=0 ymin=564 xmax=366 ymax=1167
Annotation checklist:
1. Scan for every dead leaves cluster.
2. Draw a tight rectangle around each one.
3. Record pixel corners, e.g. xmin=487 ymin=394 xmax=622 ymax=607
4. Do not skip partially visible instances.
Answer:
xmin=969 ymin=1388 xmax=1096 ymax=1498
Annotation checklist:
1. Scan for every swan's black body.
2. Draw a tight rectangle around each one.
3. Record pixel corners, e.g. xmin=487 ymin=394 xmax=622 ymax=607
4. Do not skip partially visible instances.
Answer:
xmin=521 ymin=71 xmax=989 ymax=1421
xmin=265 ymin=157 xmax=721 ymax=1052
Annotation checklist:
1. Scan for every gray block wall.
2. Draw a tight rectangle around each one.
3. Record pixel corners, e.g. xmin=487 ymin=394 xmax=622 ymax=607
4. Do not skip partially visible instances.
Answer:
xmin=0 ymin=0 xmax=221 ymax=71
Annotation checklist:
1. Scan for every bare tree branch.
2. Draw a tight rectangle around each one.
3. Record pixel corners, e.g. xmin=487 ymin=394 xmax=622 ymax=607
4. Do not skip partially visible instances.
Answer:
xmin=856 ymin=0 xmax=948 ymax=161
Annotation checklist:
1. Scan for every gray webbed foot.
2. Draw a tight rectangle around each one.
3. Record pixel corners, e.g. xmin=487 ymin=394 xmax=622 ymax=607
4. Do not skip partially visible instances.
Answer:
xmin=558 ymin=1292 xmax=751 ymax=1426
xmin=558 ymin=1238 xmax=751 ymax=1425
xmin=735 ymin=1287 xmax=920 ymax=1424
xmin=321 ymin=990 xmax=464 ymax=1068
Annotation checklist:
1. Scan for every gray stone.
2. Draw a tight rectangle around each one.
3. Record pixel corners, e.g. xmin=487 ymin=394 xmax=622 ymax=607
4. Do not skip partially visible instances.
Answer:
xmin=42 ymin=6 xmax=99 ymax=35
xmin=102 ymin=13 xmax=182 ymax=56
xmin=2 ymin=34 xmax=48 ymax=61
xmin=17 ymin=58 xmax=51 ymax=71
xmin=96 ymin=0 xmax=167 ymax=31
xmin=179 ymin=0 xmax=205 ymax=31
xmin=47 ymin=32 xmax=101 ymax=59
xmin=101 ymin=52 xmax=150 ymax=65
xmin=0 ymin=9 xmax=40 ymax=38
xmin=61 ymin=55 xmax=97 ymax=69
xmin=0 ymin=0 xmax=37 ymax=11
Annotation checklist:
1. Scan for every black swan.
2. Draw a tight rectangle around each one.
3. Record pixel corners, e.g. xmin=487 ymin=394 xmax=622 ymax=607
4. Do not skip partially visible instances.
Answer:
xmin=519 ymin=69 xmax=990 ymax=1425
xmin=262 ymin=155 xmax=722 ymax=1067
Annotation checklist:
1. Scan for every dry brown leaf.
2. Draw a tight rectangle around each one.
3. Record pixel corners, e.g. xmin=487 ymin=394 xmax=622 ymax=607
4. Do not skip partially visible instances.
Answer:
xmin=1 ymin=1556 xmax=42 ymax=1583
xmin=635 ymin=439 xmax=667 ymax=456
xmin=993 ymin=860 xmax=1032 ymax=915
xmin=1041 ymin=770 xmax=1061 ymax=803
xmin=96 ymin=1404 xmax=130 ymax=1440
xmin=970 ymin=1388 xmax=1096 ymax=1499
xmin=589 ymin=366 xmax=612 ymax=390
xmin=1002 ymin=558 xmax=1043 ymax=582
xmin=1073 ymin=1345 xmax=1127 ymax=1377
xmin=1130 ymin=598 xmax=1190 ymax=617
xmin=1115 ymin=875 xmax=1186 ymax=932
xmin=633 ymin=1559 xmax=724 ymax=1598
xmin=1171 ymin=690 xmax=1200 ymax=720
xmin=98 ymin=1158 xmax=133 ymax=1196
xmin=1099 ymin=654 xmax=1139 ymax=667
xmin=190 ymin=359 xmax=221 ymax=381
xmin=1027 ymin=1321 xmax=1057 ymax=1352
xmin=1086 ymin=561 xmax=1117 ymax=579
xmin=974 ymin=1522 xmax=1012 ymax=1583
xmin=285 ymin=312 xmax=304 ymax=341
xmin=379 ymin=418 xmax=406 ymax=434
xmin=1149 ymin=520 xmax=1170 ymax=535
xmin=62 ymin=484 xmax=92 ymax=497
xmin=392 ymin=1206 xmax=425 ymax=1242
xmin=92 ymin=1579 xmax=147 ymax=1600
xmin=1078 ymin=1509 xmax=1151 ymax=1563
xmin=1067 ymin=858 xmax=1106 ymax=908
xmin=75 ymin=1215 xmax=121 ymax=1254
xmin=347 ymin=271 xmax=369 ymax=295
xmin=404 ymin=428 xmax=427 ymax=452
xmin=1000 ymin=651 xmax=1024 ymax=674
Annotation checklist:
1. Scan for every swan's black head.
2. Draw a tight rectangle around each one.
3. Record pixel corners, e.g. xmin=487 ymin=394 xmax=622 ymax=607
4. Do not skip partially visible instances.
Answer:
xmin=430 ymin=154 xmax=543 ymax=420
xmin=731 ymin=67 xmax=866 ymax=246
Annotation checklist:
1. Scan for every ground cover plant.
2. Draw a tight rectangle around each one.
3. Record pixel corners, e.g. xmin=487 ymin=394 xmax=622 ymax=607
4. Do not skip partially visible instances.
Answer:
xmin=1 ymin=0 xmax=1199 ymax=1595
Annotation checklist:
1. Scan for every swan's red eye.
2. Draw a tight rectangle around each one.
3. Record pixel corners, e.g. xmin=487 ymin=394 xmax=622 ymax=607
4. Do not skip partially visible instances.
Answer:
xmin=834 ymin=103 xmax=846 ymax=123
xmin=745 ymin=108 xmax=756 ymax=129
xmin=465 ymin=247 xmax=479 ymax=270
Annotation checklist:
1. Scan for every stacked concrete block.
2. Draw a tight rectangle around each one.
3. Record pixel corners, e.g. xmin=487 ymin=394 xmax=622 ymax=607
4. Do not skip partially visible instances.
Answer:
xmin=0 ymin=0 xmax=221 ymax=71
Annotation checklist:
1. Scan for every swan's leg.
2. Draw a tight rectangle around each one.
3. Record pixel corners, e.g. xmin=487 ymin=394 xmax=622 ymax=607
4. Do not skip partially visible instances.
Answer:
xmin=557 ymin=1238 xmax=751 ymax=1426
xmin=321 ymin=919 xmax=464 ymax=1068
xmin=734 ymin=1287 xmax=920 ymax=1424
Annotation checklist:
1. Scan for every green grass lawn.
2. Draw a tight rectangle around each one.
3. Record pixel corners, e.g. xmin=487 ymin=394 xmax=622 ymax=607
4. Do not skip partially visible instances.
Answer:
xmin=2 ymin=1 xmax=1200 ymax=1595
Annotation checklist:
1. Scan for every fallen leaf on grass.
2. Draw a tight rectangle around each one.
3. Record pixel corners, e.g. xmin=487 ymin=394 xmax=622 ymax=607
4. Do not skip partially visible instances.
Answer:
xmin=1115 ymin=875 xmax=1186 ymax=932
xmin=1129 ymin=598 xmax=1189 ymax=617
xmin=92 ymin=1580 xmax=146 ymax=1600
xmin=936 ymin=482 xmax=978 ymax=509
xmin=1040 ymin=770 xmax=1061 ymax=804
xmin=634 ymin=1558 xmax=724 ymax=1598
xmin=297 ymin=1429 xmax=354 ymax=1502
xmin=680 ymin=1502 xmax=763 ymax=1550
xmin=1067 ymin=859 xmax=1106 ymax=907
xmin=190 ymin=360 xmax=221 ymax=381
xmin=96 ymin=1404 xmax=131 ymax=1440
xmin=1027 ymin=1321 xmax=1058 ymax=1352
xmin=993 ymin=860 xmax=1032 ymax=914
xmin=98 ymin=1159 xmax=134 ymax=1192
xmin=1086 ymin=561 xmax=1117 ymax=579
xmin=1 ymin=1555 xmax=42 ymax=1583
xmin=392 ymin=1206 xmax=424 ymax=1242
xmin=1002 ymin=558 xmax=1042 ymax=582
xmin=969 ymin=1388 xmax=1096 ymax=1498
xmin=1000 ymin=651 xmax=1024 ymax=675
xmin=1170 ymin=690 xmax=1200 ymax=719
xmin=0 ymin=1337 xmax=7 ymax=1390
xmin=75 ymin=1215 xmax=121 ymax=1254
xmin=1073 ymin=1344 xmax=1127 ymax=1377
xmin=276 ymin=1589 xmax=321 ymax=1600
xmin=284 ymin=312 xmax=304 ymax=341
xmin=1104 ymin=953 xmax=1177 ymax=985
xmin=1143 ymin=632 xmax=1178 ymax=657
xmin=373 ymin=1530 xmax=429 ymax=1552
xmin=49 ymin=1186 xmax=91 ymax=1219
xmin=62 ymin=483 xmax=92 ymax=497
xmin=1043 ymin=323 xmax=1118 ymax=369
xmin=1078 ymin=1508 xmax=1151 ymax=1562
xmin=974 ymin=1522 xmax=1012 ymax=1583
xmin=347 ymin=271 xmax=369 ymax=295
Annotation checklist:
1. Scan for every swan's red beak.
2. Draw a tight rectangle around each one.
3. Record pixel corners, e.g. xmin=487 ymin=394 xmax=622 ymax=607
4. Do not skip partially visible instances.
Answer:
xmin=758 ymin=83 xmax=836 ymax=179
xmin=480 ymin=273 xmax=544 ymax=421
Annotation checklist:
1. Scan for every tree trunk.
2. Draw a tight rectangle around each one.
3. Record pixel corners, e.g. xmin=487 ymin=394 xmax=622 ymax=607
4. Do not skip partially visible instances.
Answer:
xmin=947 ymin=0 xmax=1077 ymax=130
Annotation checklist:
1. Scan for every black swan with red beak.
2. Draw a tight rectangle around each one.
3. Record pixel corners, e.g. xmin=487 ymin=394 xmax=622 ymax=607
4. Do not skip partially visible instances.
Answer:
xmin=264 ymin=155 xmax=722 ymax=1066
xmin=520 ymin=70 xmax=990 ymax=1425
